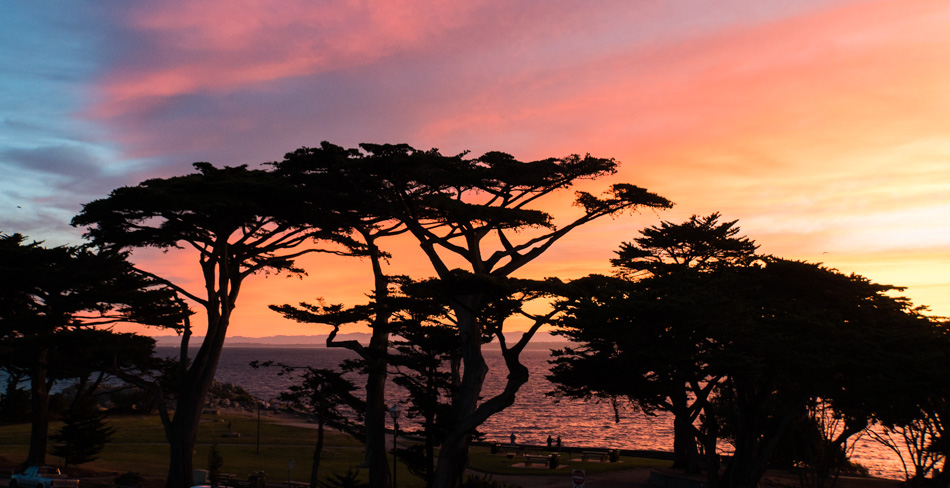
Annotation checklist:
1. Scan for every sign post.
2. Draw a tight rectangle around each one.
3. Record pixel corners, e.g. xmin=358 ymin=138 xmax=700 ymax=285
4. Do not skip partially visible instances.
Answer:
xmin=571 ymin=469 xmax=586 ymax=488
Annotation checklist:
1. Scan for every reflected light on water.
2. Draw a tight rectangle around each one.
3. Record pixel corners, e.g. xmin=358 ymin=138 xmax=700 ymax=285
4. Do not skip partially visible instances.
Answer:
xmin=191 ymin=346 xmax=907 ymax=480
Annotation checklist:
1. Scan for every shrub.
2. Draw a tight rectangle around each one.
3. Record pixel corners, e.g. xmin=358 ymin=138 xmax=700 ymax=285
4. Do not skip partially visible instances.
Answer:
xmin=0 ymin=388 xmax=31 ymax=424
xmin=207 ymin=443 xmax=224 ymax=487
xmin=318 ymin=469 xmax=368 ymax=488
xmin=49 ymin=397 xmax=115 ymax=466
xmin=114 ymin=472 xmax=144 ymax=488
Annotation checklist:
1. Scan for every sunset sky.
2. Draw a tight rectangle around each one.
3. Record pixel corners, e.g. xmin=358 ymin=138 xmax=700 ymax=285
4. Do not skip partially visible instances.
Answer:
xmin=3 ymin=0 xmax=950 ymax=338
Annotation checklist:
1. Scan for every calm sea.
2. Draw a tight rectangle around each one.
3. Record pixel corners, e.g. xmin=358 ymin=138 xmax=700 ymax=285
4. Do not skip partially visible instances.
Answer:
xmin=158 ymin=346 xmax=906 ymax=480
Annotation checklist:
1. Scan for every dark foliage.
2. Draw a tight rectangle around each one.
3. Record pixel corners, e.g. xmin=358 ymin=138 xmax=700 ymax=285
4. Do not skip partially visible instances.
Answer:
xmin=71 ymin=162 xmax=355 ymax=488
xmin=49 ymin=396 xmax=115 ymax=466
xmin=207 ymin=443 xmax=224 ymax=487
xmin=318 ymin=469 xmax=368 ymax=488
xmin=0 ymin=232 xmax=183 ymax=465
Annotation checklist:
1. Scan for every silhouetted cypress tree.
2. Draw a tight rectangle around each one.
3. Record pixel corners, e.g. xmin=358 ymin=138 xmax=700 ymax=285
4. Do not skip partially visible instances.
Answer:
xmin=49 ymin=397 xmax=115 ymax=466
xmin=207 ymin=443 xmax=223 ymax=487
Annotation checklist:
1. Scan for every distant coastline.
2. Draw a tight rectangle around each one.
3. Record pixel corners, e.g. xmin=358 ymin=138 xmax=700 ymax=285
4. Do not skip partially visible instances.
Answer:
xmin=152 ymin=332 xmax=568 ymax=349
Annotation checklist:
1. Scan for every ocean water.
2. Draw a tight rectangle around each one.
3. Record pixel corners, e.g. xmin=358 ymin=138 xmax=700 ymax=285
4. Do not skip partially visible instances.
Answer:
xmin=159 ymin=346 xmax=906 ymax=480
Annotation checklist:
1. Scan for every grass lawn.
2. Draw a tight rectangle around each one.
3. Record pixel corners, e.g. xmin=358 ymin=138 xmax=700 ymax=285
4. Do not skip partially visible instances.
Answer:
xmin=0 ymin=411 xmax=370 ymax=486
xmin=0 ymin=411 xmax=667 ymax=488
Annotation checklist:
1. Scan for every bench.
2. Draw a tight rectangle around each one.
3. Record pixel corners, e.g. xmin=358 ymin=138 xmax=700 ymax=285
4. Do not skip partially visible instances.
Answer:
xmin=196 ymin=471 xmax=234 ymax=485
xmin=522 ymin=447 xmax=543 ymax=456
xmin=501 ymin=445 xmax=524 ymax=455
xmin=524 ymin=455 xmax=550 ymax=467
xmin=215 ymin=473 xmax=235 ymax=485
xmin=319 ymin=449 xmax=337 ymax=459
xmin=581 ymin=451 xmax=608 ymax=462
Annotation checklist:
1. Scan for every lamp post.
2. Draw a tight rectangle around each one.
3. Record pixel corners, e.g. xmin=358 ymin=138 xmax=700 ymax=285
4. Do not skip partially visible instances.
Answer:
xmin=389 ymin=405 xmax=402 ymax=488
xmin=256 ymin=401 xmax=264 ymax=455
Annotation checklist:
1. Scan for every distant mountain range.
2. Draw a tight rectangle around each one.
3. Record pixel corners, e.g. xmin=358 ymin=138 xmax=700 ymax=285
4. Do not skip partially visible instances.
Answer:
xmin=152 ymin=331 xmax=568 ymax=348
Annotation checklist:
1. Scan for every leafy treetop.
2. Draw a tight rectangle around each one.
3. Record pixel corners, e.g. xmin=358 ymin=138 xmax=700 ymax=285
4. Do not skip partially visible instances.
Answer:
xmin=0 ymin=232 xmax=185 ymax=337
xmin=611 ymin=212 xmax=758 ymax=279
xmin=71 ymin=163 xmax=356 ymax=306
xmin=275 ymin=142 xmax=673 ymax=280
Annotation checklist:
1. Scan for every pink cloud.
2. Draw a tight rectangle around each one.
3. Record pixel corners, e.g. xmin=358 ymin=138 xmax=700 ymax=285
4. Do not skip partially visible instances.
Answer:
xmin=88 ymin=0 xmax=950 ymax=331
xmin=93 ymin=0 xmax=492 ymax=118
xmin=420 ymin=0 xmax=950 ymax=159
xmin=91 ymin=1 xmax=858 ymax=122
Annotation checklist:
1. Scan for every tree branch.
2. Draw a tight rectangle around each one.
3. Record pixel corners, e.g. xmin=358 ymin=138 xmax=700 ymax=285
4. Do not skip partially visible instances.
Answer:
xmin=132 ymin=267 xmax=207 ymax=306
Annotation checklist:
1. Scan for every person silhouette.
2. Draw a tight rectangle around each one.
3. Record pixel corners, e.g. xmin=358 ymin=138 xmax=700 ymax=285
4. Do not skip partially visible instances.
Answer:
xmin=556 ymin=436 xmax=562 ymax=450
xmin=510 ymin=432 xmax=516 ymax=445
xmin=547 ymin=435 xmax=553 ymax=448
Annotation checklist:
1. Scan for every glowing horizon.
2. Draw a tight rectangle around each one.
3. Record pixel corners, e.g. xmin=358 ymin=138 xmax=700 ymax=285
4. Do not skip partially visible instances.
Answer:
xmin=3 ymin=0 xmax=950 ymax=337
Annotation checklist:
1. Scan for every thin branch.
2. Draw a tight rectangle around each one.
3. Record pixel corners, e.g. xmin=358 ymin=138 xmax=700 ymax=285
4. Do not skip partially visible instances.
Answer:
xmin=132 ymin=267 xmax=207 ymax=306
xmin=326 ymin=325 xmax=366 ymax=356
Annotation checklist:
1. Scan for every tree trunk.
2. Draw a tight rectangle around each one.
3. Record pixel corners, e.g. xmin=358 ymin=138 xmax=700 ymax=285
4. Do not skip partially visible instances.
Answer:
xmin=430 ymin=304 xmax=540 ymax=488
xmin=432 ymin=306 xmax=486 ymax=488
xmin=672 ymin=413 xmax=699 ymax=471
xmin=423 ymin=363 xmax=438 ymax=488
xmin=668 ymin=389 xmax=699 ymax=471
xmin=364 ymin=333 xmax=391 ymax=488
xmin=27 ymin=347 xmax=49 ymax=466
xmin=701 ymin=417 xmax=721 ymax=488
xmin=165 ymin=386 xmax=207 ymax=488
xmin=164 ymin=317 xmax=229 ymax=488
xmin=431 ymin=353 xmax=531 ymax=488
xmin=166 ymin=421 xmax=197 ymax=488
xmin=310 ymin=416 xmax=325 ymax=488
xmin=365 ymin=242 xmax=394 ymax=488
xmin=720 ymin=389 xmax=805 ymax=488
xmin=432 ymin=429 xmax=472 ymax=488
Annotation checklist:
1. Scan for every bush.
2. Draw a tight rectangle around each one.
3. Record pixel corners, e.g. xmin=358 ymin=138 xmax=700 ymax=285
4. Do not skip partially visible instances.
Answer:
xmin=318 ymin=469 xmax=368 ymax=488
xmin=107 ymin=386 xmax=153 ymax=413
xmin=207 ymin=443 xmax=224 ymax=486
xmin=248 ymin=471 xmax=266 ymax=488
xmin=48 ymin=393 xmax=70 ymax=418
xmin=49 ymin=397 xmax=115 ymax=466
xmin=114 ymin=472 xmax=144 ymax=488
xmin=0 ymin=388 xmax=31 ymax=424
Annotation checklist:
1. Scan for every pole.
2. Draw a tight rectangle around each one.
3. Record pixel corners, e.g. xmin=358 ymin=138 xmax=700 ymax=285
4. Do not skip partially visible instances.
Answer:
xmin=389 ymin=405 xmax=401 ymax=488
xmin=392 ymin=417 xmax=398 ymax=488
xmin=256 ymin=402 xmax=261 ymax=455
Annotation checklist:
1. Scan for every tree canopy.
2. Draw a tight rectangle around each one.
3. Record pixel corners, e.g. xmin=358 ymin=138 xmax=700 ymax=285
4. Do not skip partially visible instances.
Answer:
xmin=551 ymin=213 xmax=757 ymax=471
xmin=611 ymin=212 xmax=758 ymax=278
xmin=20 ymin=142 xmax=941 ymax=488
xmin=71 ymin=162 xmax=356 ymax=488
xmin=272 ymin=142 xmax=672 ymax=488
xmin=0 ymin=232 xmax=183 ymax=465
xmin=549 ymin=215 xmax=943 ymax=488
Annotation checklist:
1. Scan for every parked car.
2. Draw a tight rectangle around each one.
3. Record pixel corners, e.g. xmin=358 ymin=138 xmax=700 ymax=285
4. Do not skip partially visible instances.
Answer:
xmin=9 ymin=465 xmax=79 ymax=488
